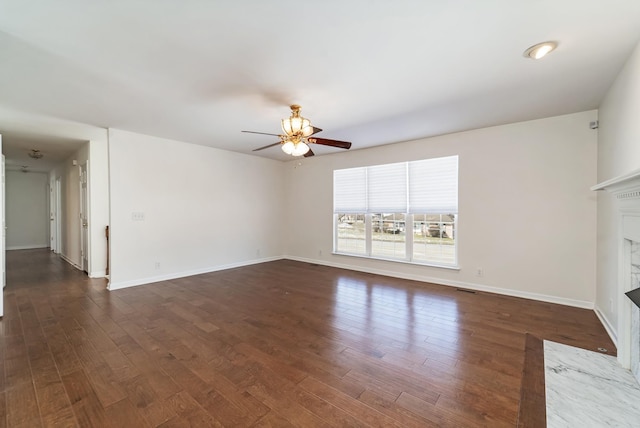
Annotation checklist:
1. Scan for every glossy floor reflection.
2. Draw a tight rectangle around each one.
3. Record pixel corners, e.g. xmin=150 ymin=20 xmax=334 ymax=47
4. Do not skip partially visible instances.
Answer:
xmin=1 ymin=251 xmax=617 ymax=427
xmin=545 ymin=341 xmax=640 ymax=427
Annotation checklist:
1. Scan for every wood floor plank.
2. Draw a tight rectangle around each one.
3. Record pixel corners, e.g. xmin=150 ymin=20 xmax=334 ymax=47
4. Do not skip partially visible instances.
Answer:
xmin=57 ymin=318 xmax=128 ymax=407
xmin=396 ymin=391 xmax=481 ymax=428
xmin=249 ymin=411 xmax=297 ymax=427
xmin=298 ymin=376 xmax=405 ymax=428
xmin=5 ymin=382 xmax=41 ymax=428
xmin=61 ymin=369 xmax=109 ymax=428
xmin=159 ymin=390 xmax=225 ymax=428
xmin=104 ymin=398 xmax=151 ymax=428
xmin=2 ymin=250 xmax=617 ymax=427
xmin=40 ymin=318 xmax=84 ymax=377
xmin=517 ymin=334 xmax=546 ymax=427
xmin=37 ymin=382 xmax=78 ymax=428
xmin=0 ymin=392 xmax=6 ymax=428
xmin=358 ymin=389 xmax=441 ymax=428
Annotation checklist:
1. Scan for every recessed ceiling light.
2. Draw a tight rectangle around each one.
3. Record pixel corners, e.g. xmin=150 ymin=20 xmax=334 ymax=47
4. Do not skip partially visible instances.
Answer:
xmin=523 ymin=41 xmax=558 ymax=60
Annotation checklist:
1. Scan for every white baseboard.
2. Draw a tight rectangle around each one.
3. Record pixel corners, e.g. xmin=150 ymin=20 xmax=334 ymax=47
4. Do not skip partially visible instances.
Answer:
xmin=284 ymin=255 xmax=595 ymax=309
xmin=6 ymin=244 xmax=49 ymax=251
xmin=60 ymin=253 xmax=82 ymax=271
xmin=89 ymin=270 xmax=107 ymax=279
xmin=108 ymin=256 xmax=283 ymax=291
xmin=594 ymin=305 xmax=618 ymax=347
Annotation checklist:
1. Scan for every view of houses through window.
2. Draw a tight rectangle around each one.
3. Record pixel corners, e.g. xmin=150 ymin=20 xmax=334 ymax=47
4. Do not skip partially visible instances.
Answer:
xmin=333 ymin=155 xmax=458 ymax=267
xmin=336 ymin=213 xmax=456 ymax=265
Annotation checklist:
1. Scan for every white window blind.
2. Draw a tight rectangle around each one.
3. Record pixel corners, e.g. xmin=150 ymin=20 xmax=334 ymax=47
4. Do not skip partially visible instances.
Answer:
xmin=334 ymin=155 xmax=458 ymax=214
xmin=408 ymin=155 xmax=458 ymax=213
xmin=334 ymin=167 xmax=367 ymax=213
xmin=367 ymin=162 xmax=407 ymax=213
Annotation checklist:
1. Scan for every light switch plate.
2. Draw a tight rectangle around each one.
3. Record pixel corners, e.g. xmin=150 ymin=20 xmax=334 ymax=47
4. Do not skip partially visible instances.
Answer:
xmin=132 ymin=212 xmax=145 ymax=221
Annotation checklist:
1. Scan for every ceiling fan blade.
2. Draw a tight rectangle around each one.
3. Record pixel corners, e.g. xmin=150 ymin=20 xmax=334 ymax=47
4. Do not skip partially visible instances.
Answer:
xmin=252 ymin=142 xmax=282 ymax=151
xmin=242 ymin=130 xmax=281 ymax=137
xmin=310 ymin=126 xmax=323 ymax=135
xmin=304 ymin=148 xmax=315 ymax=157
xmin=308 ymin=138 xmax=352 ymax=149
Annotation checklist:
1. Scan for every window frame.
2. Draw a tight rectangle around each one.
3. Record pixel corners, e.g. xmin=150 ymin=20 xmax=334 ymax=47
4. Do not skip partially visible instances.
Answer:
xmin=334 ymin=212 xmax=459 ymax=269
xmin=333 ymin=156 xmax=459 ymax=269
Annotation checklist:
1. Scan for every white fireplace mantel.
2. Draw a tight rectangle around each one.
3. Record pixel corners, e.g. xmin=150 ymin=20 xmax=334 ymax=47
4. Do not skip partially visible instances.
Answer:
xmin=592 ymin=167 xmax=640 ymax=197
xmin=592 ymin=167 xmax=640 ymax=380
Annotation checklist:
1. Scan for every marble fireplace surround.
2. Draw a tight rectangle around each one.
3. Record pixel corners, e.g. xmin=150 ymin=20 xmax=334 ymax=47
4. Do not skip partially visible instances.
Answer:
xmin=592 ymin=167 xmax=640 ymax=383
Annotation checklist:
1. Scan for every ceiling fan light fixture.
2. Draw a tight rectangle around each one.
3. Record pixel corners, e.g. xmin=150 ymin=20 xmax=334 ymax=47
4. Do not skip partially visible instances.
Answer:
xmin=301 ymin=124 xmax=314 ymax=137
xmin=246 ymin=104 xmax=352 ymax=157
xmin=28 ymin=149 xmax=44 ymax=159
xmin=281 ymin=140 xmax=295 ymax=155
xmin=281 ymin=104 xmax=313 ymax=137
xmin=523 ymin=41 xmax=558 ymax=59
xmin=291 ymin=141 xmax=310 ymax=157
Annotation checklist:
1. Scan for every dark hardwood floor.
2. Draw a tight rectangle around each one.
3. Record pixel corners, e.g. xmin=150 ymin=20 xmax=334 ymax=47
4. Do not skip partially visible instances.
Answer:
xmin=1 ymin=249 xmax=615 ymax=427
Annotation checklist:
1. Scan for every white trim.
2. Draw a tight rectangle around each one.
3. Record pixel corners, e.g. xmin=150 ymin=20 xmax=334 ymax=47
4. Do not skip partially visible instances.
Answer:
xmin=60 ymin=253 xmax=82 ymax=271
xmin=591 ymin=168 xmax=640 ymax=192
xmin=89 ymin=270 xmax=106 ymax=278
xmin=107 ymin=256 xmax=283 ymax=291
xmin=6 ymin=244 xmax=49 ymax=250
xmin=285 ymin=255 xmax=594 ymax=309
xmin=595 ymin=304 xmax=618 ymax=347
xmin=332 ymin=251 xmax=460 ymax=270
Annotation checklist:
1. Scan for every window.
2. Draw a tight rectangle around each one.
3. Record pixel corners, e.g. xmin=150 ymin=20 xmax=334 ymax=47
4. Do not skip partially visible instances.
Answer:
xmin=413 ymin=213 xmax=456 ymax=264
xmin=336 ymin=213 xmax=366 ymax=255
xmin=372 ymin=213 xmax=406 ymax=259
xmin=333 ymin=156 xmax=458 ymax=267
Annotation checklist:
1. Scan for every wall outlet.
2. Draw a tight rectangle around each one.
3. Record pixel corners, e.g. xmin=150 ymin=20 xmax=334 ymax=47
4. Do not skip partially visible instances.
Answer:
xmin=256 ymin=249 xmax=261 ymax=257
xmin=610 ymin=298 xmax=614 ymax=313
xmin=155 ymin=262 xmax=160 ymax=270
xmin=475 ymin=267 xmax=483 ymax=277
xmin=318 ymin=249 xmax=323 ymax=256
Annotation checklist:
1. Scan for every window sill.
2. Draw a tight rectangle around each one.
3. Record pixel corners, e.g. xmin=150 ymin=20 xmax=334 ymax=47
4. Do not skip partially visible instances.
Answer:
xmin=332 ymin=251 xmax=460 ymax=271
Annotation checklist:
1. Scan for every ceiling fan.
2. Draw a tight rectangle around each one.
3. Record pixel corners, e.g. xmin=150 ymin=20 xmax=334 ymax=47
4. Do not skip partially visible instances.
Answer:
xmin=242 ymin=104 xmax=352 ymax=157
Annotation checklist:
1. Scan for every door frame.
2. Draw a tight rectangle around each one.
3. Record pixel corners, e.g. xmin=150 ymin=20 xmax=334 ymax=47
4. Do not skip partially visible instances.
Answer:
xmin=50 ymin=176 xmax=62 ymax=254
xmin=79 ymin=161 xmax=89 ymax=273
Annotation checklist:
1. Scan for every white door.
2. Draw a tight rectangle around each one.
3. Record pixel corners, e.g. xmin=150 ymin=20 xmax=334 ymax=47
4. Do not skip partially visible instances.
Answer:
xmin=80 ymin=163 xmax=88 ymax=273
xmin=50 ymin=178 xmax=56 ymax=251
xmin=55 ymin=178 xmax=61 ymax=254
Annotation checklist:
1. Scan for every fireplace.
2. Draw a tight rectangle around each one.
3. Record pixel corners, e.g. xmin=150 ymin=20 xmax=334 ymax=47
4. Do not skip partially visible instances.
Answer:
xmin=593 ymin=168 xmax=640 ymax=383
xmin=628 ymin=240 xmax=640 ymax=383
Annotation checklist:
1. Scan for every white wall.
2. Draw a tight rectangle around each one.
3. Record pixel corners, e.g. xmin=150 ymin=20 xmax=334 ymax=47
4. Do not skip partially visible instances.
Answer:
xmin=284 ymin=111 xmax=598 ymax=307
xmin=107 ymin=129 xmax=285 ymax=289
xmin=89 ymin=139 xmax=110 ymax=277
xmin=596 ymin=41 xmax=640 ymax=338
xmin=5 ymin=170 xmax=49 ymax=250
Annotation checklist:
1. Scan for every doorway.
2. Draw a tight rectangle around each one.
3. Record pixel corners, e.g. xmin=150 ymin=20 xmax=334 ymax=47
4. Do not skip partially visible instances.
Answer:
xmin=50 ymin=177 xmax=62 ymax=253
xmin=79 ymin=162 xmax=88 ymax=273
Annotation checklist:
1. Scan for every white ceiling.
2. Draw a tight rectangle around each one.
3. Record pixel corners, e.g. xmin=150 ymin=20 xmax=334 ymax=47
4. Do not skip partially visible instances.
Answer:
xmin=0 ymin=0 xmax=639 ymax=165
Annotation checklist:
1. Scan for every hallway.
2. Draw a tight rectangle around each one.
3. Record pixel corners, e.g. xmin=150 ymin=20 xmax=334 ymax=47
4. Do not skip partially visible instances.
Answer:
xmin=2 ymin=249 xmax=108 ymax=427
